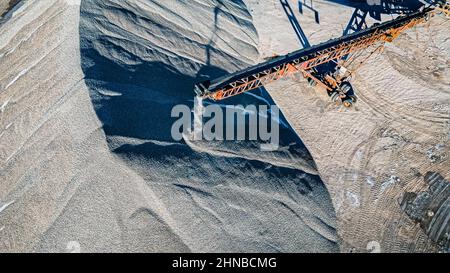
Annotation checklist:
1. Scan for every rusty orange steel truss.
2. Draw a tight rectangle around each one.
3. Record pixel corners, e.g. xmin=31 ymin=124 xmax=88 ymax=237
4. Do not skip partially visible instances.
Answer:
xmin=205 ymin=11 xmax=431 ymax=101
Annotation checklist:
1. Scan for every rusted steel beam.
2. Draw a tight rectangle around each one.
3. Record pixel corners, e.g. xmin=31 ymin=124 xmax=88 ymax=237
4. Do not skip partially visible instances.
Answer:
xmin=195 ymin=8 xmax=434 ymax=101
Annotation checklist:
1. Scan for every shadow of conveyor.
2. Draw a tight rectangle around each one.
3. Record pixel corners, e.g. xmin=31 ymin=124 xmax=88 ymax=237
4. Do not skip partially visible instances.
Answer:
xmin=78 ymin=0 xmax=340 ymax=252
xmin=280 ymin=0 xmax=312 ymax=48
xmin=80 ymin=0 xmax=317 ymax=161
xmin=325 ymin=0 xmax=424 ymax=34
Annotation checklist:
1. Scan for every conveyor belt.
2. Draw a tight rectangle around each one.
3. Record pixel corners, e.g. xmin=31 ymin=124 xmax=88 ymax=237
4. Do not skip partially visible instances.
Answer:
xmin=195 ymin=7 xmax=434 ymax=101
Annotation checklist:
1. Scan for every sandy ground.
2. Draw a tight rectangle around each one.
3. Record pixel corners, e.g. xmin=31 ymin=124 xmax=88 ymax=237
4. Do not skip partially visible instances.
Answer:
xmin=244 ymin=0 xmax=450 ymax=252
xmin=0 ymin=0 xmax=448 ymax=253
xmin=0 ymin=0 xmax=338 ymax=253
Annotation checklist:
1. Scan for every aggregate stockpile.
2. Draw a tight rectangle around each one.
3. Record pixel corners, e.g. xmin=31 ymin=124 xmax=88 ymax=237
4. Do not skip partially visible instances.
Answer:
xmin=0 ymin=0 xmax=337 ymax=252
xmin=0 ymin=0 xmax=448 ymax=253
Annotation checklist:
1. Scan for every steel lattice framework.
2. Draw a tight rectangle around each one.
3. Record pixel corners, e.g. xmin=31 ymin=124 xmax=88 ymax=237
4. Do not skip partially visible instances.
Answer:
xmin=195 ymin=6 xmax=443 ymax=101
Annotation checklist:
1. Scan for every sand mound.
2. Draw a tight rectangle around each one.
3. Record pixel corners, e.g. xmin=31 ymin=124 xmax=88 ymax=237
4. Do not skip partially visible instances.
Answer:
xmin=0 ymin=0 xmax=338 ymax=252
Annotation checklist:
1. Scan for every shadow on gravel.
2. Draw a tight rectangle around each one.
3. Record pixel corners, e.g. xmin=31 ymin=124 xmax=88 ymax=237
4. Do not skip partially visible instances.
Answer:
xmin=79 ymin=0 xmax=315 ymax=160
xmin=78 ymin=0 xmax=339 ymax=252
